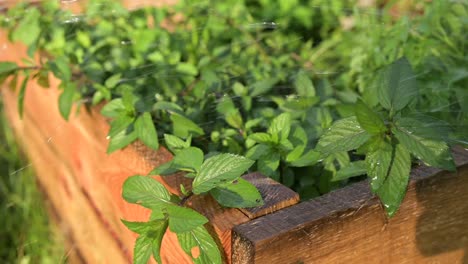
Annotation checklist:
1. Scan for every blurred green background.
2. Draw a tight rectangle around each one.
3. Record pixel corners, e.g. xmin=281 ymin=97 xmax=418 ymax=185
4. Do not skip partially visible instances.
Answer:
xmin=0 ymin=98 xmax=66 ymax=263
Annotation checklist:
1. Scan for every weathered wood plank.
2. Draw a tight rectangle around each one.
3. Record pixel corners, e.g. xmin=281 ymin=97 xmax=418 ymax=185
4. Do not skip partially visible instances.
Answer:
xmin=240 ymin=173 xmax=299 ymax=219
xmin=232 ymin=148 xmax=468 ymax=263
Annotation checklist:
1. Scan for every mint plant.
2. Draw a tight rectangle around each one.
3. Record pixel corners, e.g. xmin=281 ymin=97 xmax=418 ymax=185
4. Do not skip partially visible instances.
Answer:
xmin=122 ymin=135 xmax=261 ymax=264
xmin=246 ymin=113 xmax=319 ymax=185
xmin=0 ymin=0 xmax=467 ymax=263
xmin=317 ymin=57 xmax=456 ymax=216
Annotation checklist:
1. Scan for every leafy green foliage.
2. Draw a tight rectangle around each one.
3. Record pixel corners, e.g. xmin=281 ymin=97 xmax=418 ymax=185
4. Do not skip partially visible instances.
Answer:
xmin=318 ymin=57 xmax=459 ymax=216
xmin=1 ymin=0 xmax=467 ymax=262
xmin=192 ymin=153 xmax=254 ymax=194
xmin=135 ymin=113 xmax=159 ymax=150
xmin=316 ymin=117 xmax=370 ymax=156
xmin=121 ymin=145 xmax=257 ymax=263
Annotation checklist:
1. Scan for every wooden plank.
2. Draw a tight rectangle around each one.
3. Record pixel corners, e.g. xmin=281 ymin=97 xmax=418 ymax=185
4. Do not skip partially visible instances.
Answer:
xmin=232 ymin=147 xmax=468 ymax=263
xmin=240 ymin=173 xmax=299 ymax=219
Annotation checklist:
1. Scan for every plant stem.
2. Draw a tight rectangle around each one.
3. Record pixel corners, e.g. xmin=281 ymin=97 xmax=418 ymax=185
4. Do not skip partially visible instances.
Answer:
xmin=17 ymin=66 xmax=41 ymax=71
xmin=179 ymin=191 xmax=194 ymax=206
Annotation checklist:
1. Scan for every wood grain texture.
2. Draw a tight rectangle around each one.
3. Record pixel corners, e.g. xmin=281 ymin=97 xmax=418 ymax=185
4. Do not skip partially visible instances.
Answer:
xmin=240 ymin=173 xmax=299 ymax=219
xmin=232 ymin=147 xmax=468 ymax=264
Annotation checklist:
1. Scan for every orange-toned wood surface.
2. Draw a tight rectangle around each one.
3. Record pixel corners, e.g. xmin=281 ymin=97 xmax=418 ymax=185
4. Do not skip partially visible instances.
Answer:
xmin=232 ymin=148 xmax=468 ymax=263
xmin=0 ymin=27 xmax=299 ymax=264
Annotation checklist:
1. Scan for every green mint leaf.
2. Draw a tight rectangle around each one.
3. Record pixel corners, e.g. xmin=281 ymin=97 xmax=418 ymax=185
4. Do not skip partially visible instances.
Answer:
xmin=225 ymin=112 xmax=244 ymax=130
xmin=176 ymin=226 xmax=222 ymax=264
xmin=108 ymin=115 xmax=134 ymax=138
xmin=210 ymin=178 xmax=263 ymax=208
xmin=135 ymin=112 xmax=159 ymax=150
xmin=248 ymin=133 xmax=273 ymax=144
xmin=105 ymin=73 xmax=122 ymax=88
xmin=36 ymin=69 xmax=50 ymax=88
xmin=288 ymin=150 xmax=320 ymax=167
xmin=395 ymin=116 xmax=452 ymax=143
xmin=250 ymin=78 xmax=278 ymax=97
xmin=294 ymin=70 xmax=316 ymax=97
xmin=289 ymin=125 xmax=308 ymax=146
xmin=192 ymin=154 xmax=254 ymax=194
xmin=280 ymin=97 xmax=319 ymax=112
xmin=170 ymin=113 xmax=205 ymax=138
xmin=121 ymin=89 xmax=137 ymax=113
xmin=257 ymin=152 xmax=280 ymax=178
xmin=17 ymin=75 xmax=29 ymax=118
xmin=0 ymin=62 xmax=18 ymax=75
xmin=172 ymin=147 xmax=204 ymax=173
xmin=121 ymin=219 xmax=167 ymax=236
xmin=365 ymin=138 xmax=393 ymax=192
xmin=166 ymin=205 xmax=208 ymax=233
xmin=58 ymin=82 xmax=75 ymax=120
xmin=268 ymin=113 xmax=291 ymax=141
xmin=121 ymin=220 xmax=154 ymax=235
xmin=101 ymin=99 xmax=126 ymax=118
xmin=333 ymin=160 xmax=367 ymax=181
xmin=374 ymin=144 xmax=411 ymax=217
xmin=176 ymin=63 xmax=198 ymax=76
xmin=48 ymin=57 xmax=71 ymax=81
xmin=245 ymin=144 xmax=273 ymax=160
xmin=164 ymin=134 xmax=190 ymax=152
xmin=11 ymin=8 xmax=41 ymax=47
xmin=107 ymin=127 xmax=138 ymax=154
xmin=279 ymin=138 xmax=294 ymax=151
xmin=285 ymin=146 xmax=305 ymax=163
xmin=133 ymin=235 xmax=153 ymax=264
xmin=355 ymin=100 xmax=386 ymax=135
xmin=317 ymin=116 xmax=371 ymax=156
xmin=76 ymin=30 xmax=91 ymax=48
xmin=151 ymin=228 xmax=167 ymax=264
xmin=216 ymin=95 xmax=236 ymax=115
xmin=393 ymin=122 xmax=455 ymax=171
xmin=245 ymin=118 xmax=263 ymax=130
xmin=286 ymin=125 xmax=308 ymax=162
xmin=149 ymin=161 xmax=178 ymax=176
xmin=377 ymin=57 xmax=418 ymax=112
xmin=154 ymin=101 xmax=184 ymax=115
xmin=122 ymin=175 xmax=173 ymax=209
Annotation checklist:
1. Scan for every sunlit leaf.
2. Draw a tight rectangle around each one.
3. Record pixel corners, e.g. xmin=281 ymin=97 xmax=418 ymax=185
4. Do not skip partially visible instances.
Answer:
xmin=166 ymin=205 xmax=208 ymax=233
xmin=374 ymin=144 xmax=411 ymax=217
xmin=135 ymin=112 xmax=159 ymax=150
xmin=192 ymin=154 xmax=254 ymax=194
xmin=317 ymin=116 xmax=371 ymax=156
xmin=176 ymin=226 xmax=222 ymax=264
xmin=393 ymin=121 xmax=455 ymax=171
xmin=58 ymin=82 xmax=75 ymax=120
xmin=122 ymin=175 xmax=173 ymax=209
xmin=210 ymin=178 xmax=263 ymax=208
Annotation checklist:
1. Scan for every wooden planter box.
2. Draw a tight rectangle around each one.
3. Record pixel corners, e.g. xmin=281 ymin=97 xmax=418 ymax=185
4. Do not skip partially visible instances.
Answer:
xmin=2 ymin=12 xmax=468 ymax=264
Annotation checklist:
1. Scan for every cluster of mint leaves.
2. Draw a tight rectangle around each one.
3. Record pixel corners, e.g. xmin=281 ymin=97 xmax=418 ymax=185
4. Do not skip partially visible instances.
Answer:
xmin=122 ymin=134 xmax=261 ymax=263
xmin=317 ymin=57 xmax=456 ymax=216
xmin=0 ymin=1 xmax=467 ymax=263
